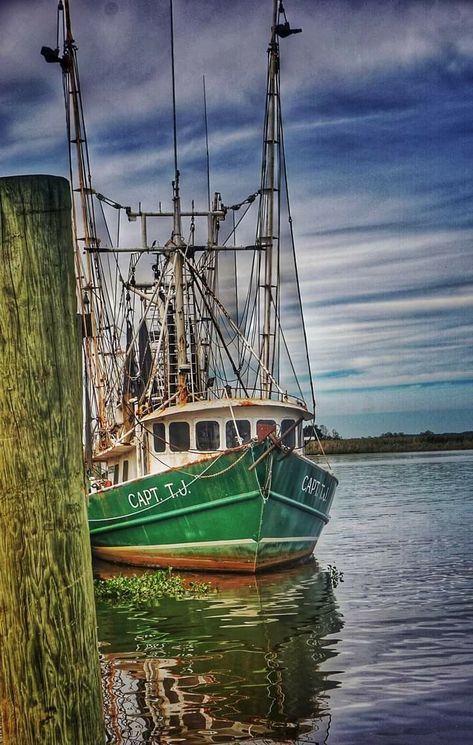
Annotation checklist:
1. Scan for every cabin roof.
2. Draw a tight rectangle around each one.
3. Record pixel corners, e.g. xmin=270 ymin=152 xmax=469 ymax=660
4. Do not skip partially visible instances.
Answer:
xmin=141 ymin=397 xmax=310 ymax=423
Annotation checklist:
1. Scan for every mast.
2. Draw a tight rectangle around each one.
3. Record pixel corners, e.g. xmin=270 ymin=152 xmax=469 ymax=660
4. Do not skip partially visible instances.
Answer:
xmin=61 ymin=0 xmax=111 ymax=450
xmin=259 ymin=0 xmax=301 ymax=399
xmin=260 ymin=0 xmax=279 ymax=398
xmin=41 ymin=0 xmax=121 ymax=452
xmin=170 ymin=175 xmax=190 ymax=404
xmin=168 ymin=0 xmax=189 ymax=404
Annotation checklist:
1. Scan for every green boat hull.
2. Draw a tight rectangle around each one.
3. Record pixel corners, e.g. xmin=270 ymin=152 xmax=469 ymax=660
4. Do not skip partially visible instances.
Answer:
xmin=88 ymin=444 xmax=337 ymax=572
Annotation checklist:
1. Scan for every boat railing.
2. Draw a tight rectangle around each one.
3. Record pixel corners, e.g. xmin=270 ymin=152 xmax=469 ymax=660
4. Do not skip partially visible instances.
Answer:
xmin=182 ymin=387 xmax=307 ymax=410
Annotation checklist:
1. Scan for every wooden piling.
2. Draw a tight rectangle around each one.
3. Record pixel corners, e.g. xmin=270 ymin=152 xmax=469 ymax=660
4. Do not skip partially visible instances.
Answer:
xmin=0 ymin=175 xmax=104 ymax=743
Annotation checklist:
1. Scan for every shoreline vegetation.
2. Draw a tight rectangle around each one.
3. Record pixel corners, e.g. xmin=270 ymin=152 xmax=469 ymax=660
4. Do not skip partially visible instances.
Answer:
xmin=305 ymin=429 xmax=473 ymax=455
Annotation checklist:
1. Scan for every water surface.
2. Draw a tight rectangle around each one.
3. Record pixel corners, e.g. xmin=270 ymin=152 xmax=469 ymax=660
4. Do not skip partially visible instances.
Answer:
xmin=96 ymin=450 xmax=473 ymax=744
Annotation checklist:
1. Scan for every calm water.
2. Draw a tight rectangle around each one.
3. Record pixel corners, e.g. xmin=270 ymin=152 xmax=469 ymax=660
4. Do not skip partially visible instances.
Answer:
xmin=96 ymin=450 xmax=473 ymax=744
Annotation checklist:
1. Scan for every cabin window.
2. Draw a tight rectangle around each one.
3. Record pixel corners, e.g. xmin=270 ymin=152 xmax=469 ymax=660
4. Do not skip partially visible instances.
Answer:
xmin=153 ymin=422 xmax=166 ymax=452
xmin=112 ymin=464 xmax=119 ymax=485
xmin=281 ymin=419 xmax=296 ymax=448
xmin=122 ymin=459 xmax=129 ymax=482
xmin=257 ymin=419 xmax=276 ymax=441
xmin=169 ymin=421 xmax=190 ymax=452
xmin=196 ymin=421 xmax=220 ymax=451
xmin=226 ymin=419 xmax=251 ymax=448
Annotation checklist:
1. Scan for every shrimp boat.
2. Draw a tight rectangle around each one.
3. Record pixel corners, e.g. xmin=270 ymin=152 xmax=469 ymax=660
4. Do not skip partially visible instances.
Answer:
xmin=43 ymin=0 xmax=338 ymax=571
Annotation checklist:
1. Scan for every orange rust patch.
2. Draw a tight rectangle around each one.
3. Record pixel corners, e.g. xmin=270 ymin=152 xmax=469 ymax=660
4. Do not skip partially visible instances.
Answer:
xmin=91 ymin=544 xmax=314 ymax=574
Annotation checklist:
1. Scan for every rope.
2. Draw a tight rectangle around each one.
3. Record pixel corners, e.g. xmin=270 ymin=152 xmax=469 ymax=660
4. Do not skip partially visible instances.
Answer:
xmin=313 ymin=428 xmax=334 ymax=473
xmin=261 ymin=448 xmax=273 ymax=502
xmin=89 ymin=446 xmax=251 ymax=522
xmin=223 ymin=386 xmax=242 ymax=445
xmin=184 ymin=253 xmax=285 ymax=397
xmin=197 ymin=444 xmax=249 ymax=479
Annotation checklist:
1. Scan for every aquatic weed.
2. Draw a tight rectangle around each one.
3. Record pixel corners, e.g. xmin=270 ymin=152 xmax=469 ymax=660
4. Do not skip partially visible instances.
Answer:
xmin=326 ymin=563 xmax=344 ymax=588
xmin=94 ymin=568 xmax=213 ymax=604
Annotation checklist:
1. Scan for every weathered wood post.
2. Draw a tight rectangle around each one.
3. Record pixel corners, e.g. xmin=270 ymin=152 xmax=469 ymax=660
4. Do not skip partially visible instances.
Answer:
xmin=0 ymin=175 xmax=104 ymax=743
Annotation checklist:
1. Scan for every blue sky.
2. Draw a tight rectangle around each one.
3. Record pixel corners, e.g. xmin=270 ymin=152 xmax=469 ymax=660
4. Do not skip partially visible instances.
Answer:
xmin=1 ymin=0 xmax=472 ymax=437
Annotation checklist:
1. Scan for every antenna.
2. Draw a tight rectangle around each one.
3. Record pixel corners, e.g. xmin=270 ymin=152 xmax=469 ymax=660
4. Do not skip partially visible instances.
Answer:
xmin=169 ymin=0 xmax=179 ymax=186
xmin=203 ymin=75 xmax=211 ymax=210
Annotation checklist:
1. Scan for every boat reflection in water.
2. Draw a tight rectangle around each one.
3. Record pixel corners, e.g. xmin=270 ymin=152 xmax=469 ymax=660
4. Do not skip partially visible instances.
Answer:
xmin=96 ymin=560 xmax=343 ymax=744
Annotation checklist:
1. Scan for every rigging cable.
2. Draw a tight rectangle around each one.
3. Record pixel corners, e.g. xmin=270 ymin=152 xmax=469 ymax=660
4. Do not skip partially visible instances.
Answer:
xmin=279 ymin=87 xmax=317 ymax=416
xmin=183 ymin=251 xmax=285 ymax=397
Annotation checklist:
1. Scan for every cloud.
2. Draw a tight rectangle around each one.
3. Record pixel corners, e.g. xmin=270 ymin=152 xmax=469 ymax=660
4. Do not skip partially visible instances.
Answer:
xmin=1 ymin=0 xmax=472 ymax=435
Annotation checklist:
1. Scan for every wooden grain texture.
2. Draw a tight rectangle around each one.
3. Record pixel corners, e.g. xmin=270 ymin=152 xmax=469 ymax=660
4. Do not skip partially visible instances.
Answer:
xmin=0 ymin=175 xmax=104 ymax=744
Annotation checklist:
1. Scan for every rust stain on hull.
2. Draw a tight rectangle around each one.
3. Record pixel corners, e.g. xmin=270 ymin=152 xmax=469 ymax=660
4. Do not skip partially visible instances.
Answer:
xmin=91 ymin=545 xmax=315 ymax=574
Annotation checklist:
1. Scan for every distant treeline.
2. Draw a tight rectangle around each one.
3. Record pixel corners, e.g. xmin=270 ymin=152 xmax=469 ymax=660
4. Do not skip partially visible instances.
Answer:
xmin=305 ymin=430 xmax=473 ymax=455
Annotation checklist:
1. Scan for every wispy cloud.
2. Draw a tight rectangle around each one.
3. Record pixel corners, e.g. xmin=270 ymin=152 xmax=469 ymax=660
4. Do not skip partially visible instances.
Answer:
xmin=1 ymin=0 xmax=472 ymax=435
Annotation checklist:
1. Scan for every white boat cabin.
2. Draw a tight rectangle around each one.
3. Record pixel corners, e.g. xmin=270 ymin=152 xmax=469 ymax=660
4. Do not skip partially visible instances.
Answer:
xmin=95 ymin=398 xmax=308 ymax=488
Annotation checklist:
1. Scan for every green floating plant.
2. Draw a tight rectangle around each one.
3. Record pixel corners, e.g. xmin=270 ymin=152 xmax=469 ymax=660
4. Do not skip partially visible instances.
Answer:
xmin=326 ymin=564 xmax=344 ymax=588
xmin=94 ymin=568 xmax=213 ymax=604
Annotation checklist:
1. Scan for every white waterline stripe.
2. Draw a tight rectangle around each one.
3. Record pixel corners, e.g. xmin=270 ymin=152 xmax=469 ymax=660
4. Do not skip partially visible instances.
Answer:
xmin=108 ymin=538 xmax=257 ymax=551
xmin=259 ymin=536 xmax=315 ymax=543
xmin=104 ymin=536 xmax=315 ymax=552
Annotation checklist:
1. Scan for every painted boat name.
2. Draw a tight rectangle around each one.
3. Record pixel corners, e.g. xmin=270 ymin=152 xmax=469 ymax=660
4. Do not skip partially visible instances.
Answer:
xmin=127 ymin=475 xmax=326 ymax=509
xmin=128 ymin=480 xmax=190 ymax=509
xmin=301 ymin=475 xmax=328 ymax=501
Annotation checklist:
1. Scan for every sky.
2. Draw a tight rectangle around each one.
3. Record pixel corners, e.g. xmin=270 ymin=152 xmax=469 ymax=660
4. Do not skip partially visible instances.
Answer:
xmin=1 ymin=0 xmax=472 ymax=437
